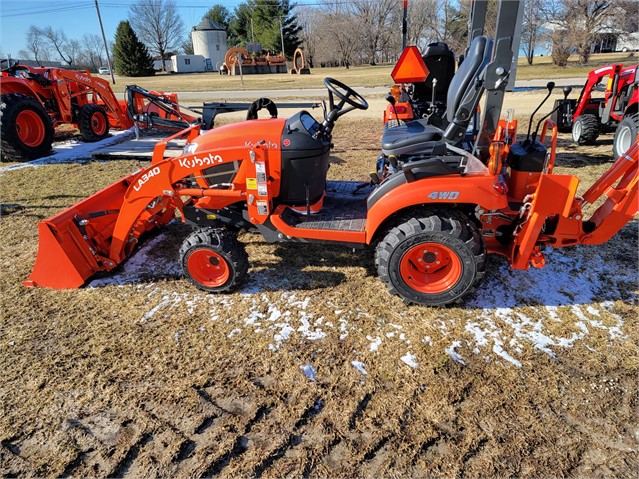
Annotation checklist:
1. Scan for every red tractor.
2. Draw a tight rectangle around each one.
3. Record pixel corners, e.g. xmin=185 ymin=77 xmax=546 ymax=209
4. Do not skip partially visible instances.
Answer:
xmin=0 ymin=60 xmax=133 ymax=161
xmin=552 ymin=63 xmax=638 ymax=158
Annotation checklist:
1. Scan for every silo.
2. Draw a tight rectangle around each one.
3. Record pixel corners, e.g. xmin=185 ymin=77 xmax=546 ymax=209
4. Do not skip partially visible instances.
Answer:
xmin=192 ymin=19 xmax=228 ymax=71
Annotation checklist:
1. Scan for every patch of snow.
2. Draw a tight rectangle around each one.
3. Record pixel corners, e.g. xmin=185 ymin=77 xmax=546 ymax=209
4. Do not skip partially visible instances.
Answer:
xmin=367 ymin=336 xmax=382 ymax=352
xmin=400 ymin=353 xmax=419 ymax=368
xmin=301 ymin=364 xmax=317 ymax=382
xmin=446 ymin=341 xmax=466 ymax=365
xmin=351 ymin=361 xmax=368 ymax=375
xmin=0 ymin=128 xmax=135 ymax=172
xmin=227 ymin=328 xmax=242 ymax=339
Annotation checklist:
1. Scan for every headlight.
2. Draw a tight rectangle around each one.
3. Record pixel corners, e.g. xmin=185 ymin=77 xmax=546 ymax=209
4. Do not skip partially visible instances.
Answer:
xmin=182 ymin=142 xmax=199 ymax=155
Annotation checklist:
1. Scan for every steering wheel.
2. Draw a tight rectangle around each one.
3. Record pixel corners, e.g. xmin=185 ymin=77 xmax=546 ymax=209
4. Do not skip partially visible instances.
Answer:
xmin=1 ymin=58 xmax=22 ymax=73
xmin=323 ymin=77 xmax=368 ymax=111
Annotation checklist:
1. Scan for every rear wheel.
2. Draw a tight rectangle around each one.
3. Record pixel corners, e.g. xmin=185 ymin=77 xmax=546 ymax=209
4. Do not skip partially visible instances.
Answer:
xmin=79 ymin=104 xmax=109 ymax=142
xmin=179 ymin=228 xmax=248 ymax=293
xmin=1 ymin=93 xmax=54 ymax=161
xmin=613 ymin=113 xmax=638 ymax=159
xmin=375 ymin=212 xmax=486 ymax=306
xmin=571 ymin=113 xmax=600 ymax=145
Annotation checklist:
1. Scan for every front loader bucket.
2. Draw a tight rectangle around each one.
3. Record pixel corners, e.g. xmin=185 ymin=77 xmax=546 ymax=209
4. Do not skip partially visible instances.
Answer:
xmin=24 ymin=176 xmax=142 ymax=289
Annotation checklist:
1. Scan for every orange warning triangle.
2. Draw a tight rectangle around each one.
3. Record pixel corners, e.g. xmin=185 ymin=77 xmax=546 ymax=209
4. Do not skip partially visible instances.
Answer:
xmin=391 ymin=46 xmax=430 ymax=83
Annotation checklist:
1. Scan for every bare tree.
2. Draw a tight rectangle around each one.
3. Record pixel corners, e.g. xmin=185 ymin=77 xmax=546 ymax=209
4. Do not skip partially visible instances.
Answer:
xmin=405 ymin=0 xmax=439 ymax=50
xmin=568 ymin=0 xmax=613 ymax=63
xmin=41 ymin=27 xmax=75 ymax=66
xmin=297 ymin=6 xmax=319 ymax=67
xmin=543 ymin=0 xmax=614 ymax=65
xmin=78 ymin=33 xmax=105 ymax=70
xmin=316 ymin=12 xmax=361 ymax=68
xmin=521 ymin=0 xmax=543 ymax=65
xmin=351 ymin=0 xmax=396 ymax=65
xmin=25 ymin=26 xmax=52 ymax=66
xmin=129 ymin=0 xmax=185 ymax=71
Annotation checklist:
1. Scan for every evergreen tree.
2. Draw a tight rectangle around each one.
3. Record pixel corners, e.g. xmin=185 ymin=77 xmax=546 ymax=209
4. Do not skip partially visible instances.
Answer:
xmin=229 ymin=0 xmax=301 ymax=57
xmin=203 ymin=5 xmax=231 ymax=30
xmin=113 ymin=21 xmax=155 ymax=77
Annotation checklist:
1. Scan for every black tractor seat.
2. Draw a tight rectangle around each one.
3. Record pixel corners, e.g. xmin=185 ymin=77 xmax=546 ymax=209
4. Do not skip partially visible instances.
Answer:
xmin=381 ymin=35 xmax=493 ymax=158
xmin=381 ymin=119 xmax=444 ymax=156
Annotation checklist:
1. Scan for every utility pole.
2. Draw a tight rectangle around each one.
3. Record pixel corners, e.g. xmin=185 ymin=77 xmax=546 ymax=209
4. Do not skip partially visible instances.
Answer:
xmin=402 ymin=0 xmax=408 ymax=50
xmin=279 ymin=17 xmax=285 ymax=56
xmin=94 ymin=0 xmax=115 ymax=84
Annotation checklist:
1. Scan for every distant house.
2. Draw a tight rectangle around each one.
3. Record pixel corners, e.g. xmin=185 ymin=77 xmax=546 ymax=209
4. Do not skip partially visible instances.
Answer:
xmin=14 ymin=59 xmax=63 ymax=68
xmin=153 ymin=57 xmax=174 ymax=72
xmin=171 ymin=54 xmax=209 ymax=73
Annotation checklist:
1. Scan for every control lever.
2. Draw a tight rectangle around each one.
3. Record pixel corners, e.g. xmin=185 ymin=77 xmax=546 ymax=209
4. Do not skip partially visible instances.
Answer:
xmin=386 ymin=93 xmax=401 ymax=126
xmin=532 ymin=86 xmax=572 ymax=142
xmin=525 ymin=81 xmax=555 ymax=145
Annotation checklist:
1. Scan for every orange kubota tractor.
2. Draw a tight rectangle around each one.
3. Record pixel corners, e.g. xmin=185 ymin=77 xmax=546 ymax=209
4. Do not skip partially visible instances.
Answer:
xmin=23 ymin=0 xmax=638 ymax=306
xmin=0 ymin=61 xmax=200 ymax=162
xmin=0 ymin=60 xmax=133 ymax=160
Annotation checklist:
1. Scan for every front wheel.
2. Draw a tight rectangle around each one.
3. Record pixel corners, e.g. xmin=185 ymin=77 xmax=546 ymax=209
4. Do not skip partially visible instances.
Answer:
xmin=180 ymin=229 xmax=249 ymax=293
xmin=613 ymin=113 xmax=638 ymax=159
xmin=79 ymin=104 xmax=109 ymax=142
xmin=571 ymin=114 xmax=600 ymax=145
xmin=375 ymin=212 xmax=486 ymax=306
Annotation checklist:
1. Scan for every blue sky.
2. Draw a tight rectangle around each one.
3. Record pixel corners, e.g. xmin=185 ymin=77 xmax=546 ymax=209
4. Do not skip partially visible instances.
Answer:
xmin=0 ymin=0 xmax=230 ymax=57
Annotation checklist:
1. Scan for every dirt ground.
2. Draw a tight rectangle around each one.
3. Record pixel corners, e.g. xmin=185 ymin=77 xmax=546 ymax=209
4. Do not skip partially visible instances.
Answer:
xmin=1 ymin=91 xmax=638 ymax=478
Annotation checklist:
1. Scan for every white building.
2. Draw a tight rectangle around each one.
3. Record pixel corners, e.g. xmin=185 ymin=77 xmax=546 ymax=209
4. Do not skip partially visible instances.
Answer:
xmin=192 ymin=19 xmax=227 ymax=72
xmin=171 ymin=54 xmax=208 ymax=73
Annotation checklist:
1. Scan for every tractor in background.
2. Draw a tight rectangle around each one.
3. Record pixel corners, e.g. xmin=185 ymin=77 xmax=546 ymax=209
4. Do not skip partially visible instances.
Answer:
xmin=552 ymin=63 xmax=638 ymax=158
xmin=0 ymin=61 xmax=201 ymax=162
xmin=0 ymin=60 xmax=134 ymax=161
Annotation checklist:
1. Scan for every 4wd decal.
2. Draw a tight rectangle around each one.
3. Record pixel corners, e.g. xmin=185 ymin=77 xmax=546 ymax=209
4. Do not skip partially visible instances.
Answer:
xmin=427 ymin=191 xmax=460 ymax=200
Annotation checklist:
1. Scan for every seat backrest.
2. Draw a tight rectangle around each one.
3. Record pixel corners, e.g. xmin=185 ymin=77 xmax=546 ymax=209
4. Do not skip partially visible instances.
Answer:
xmin=446 ymin=35 xmax=493 ymax=123
xmin=412 ymin=42 xmax=456 ymax=103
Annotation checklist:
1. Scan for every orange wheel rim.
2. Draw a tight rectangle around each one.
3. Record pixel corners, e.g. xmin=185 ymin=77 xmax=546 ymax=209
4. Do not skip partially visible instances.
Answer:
xmin=91 ymin=111 xmax=107 ymax=135
xmin=187 ymin=249 xmax=230 ymax=287
xmin=16 ymin=110 xmax=45 ymax=147
xmin=399 ymin=243 xmax=462 ymax=294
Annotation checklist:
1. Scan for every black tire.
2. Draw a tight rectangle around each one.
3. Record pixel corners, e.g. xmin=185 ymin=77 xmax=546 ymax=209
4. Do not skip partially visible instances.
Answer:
xmin=1 ymin=93 xmax=54 ymax=161
xmin=79 ymin=104 xmax=109 ymax=142
xmin=613 ymin=113 xmax=639 ymax=159
xmin=571 ymin=113 xmax=600 ymax=145
xmin=375 ymin=211 xmax=486 ymax=306
xmin=179 ymin=228 xmax=248 ymax=293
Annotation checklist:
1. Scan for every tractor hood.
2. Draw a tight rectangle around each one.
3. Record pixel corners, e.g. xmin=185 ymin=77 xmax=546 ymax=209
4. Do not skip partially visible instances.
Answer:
xmin=189 ymin=118 xmax=287 ymax=154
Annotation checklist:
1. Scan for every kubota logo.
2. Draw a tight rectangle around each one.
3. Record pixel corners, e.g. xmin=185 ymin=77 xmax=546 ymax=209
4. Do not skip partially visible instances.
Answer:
xmin=75 ymin=73 xmax=91 ymax=83
xmin=178 ymin=153 xmax=223 ymax=169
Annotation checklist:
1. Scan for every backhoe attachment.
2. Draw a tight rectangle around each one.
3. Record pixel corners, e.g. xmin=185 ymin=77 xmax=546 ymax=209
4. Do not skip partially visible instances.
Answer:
xmin=511 ymin=140 xmax=638 ymax=269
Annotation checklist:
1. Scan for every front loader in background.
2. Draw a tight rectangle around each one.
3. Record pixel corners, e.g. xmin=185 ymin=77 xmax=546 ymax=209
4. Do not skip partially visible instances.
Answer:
xmin=0 ymin=62 xmax=197 ymax=162
xmin=23 ymin=0 xmax=639 ymax=306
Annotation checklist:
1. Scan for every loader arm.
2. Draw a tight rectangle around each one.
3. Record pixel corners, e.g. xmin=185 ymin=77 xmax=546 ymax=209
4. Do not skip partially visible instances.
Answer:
xmin=24 ymin=125 xmax=275 ymax=289
xmin=48 ymin=68 xmax=133 ymax=129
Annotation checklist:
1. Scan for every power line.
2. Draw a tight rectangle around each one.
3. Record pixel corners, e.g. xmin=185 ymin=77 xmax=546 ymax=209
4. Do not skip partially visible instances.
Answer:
xmin=1 ymin=5 xmax=94 ymax=18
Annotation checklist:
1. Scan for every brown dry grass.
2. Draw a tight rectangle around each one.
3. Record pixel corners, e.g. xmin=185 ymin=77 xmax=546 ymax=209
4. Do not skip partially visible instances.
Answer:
xmin=1 ymin=112 xmax=637 ymax=478
xmin=105 ymin=52 xmax=638 ymax=93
